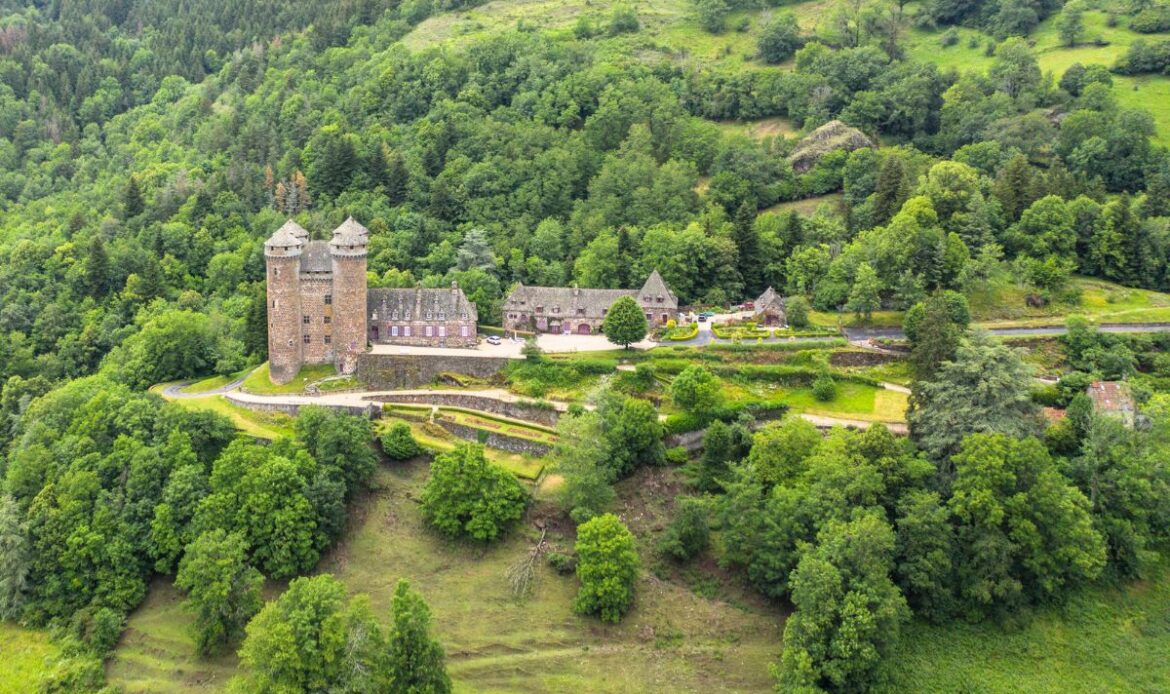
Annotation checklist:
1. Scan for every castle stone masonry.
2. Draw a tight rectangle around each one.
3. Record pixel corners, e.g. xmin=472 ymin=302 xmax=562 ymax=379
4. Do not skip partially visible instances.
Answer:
xmin=265 ymin=218 xmax=478 ymax=385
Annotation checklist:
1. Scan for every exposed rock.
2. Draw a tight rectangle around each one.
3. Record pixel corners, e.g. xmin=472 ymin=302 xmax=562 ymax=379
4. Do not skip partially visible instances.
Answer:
xmin=789 ymin=120 xmax=875 ymax=173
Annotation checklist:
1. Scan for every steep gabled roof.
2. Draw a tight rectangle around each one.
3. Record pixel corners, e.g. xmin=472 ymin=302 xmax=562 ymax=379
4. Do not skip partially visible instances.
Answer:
xmin=301 ymin=241 xmax=332 ymax=273
xmin=755 ymin=286 xmax=785 ymax=310
xmin=638 ymin=270 xmax=677 ymax=304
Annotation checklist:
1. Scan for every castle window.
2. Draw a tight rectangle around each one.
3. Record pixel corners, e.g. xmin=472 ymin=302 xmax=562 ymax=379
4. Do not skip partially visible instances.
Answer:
xmin=302 ymin=335 xmax=310 ymax=344
xmin=272 ymin=300 xmax=277 ymax=308
xmin=425 ymin=326 xmax=434 ymax=337
xmin=577 ymin=308 xmax=585 ymax=316
xmin=404 ymin=326 xmax=411 ymax=336
xmin=461 ymin=312 xmax=467 ymax=320
xmin=425 ymin=311 xmax=432 ymax=320
xmin=303 ymin=315 xmax=310 ymax=324
xmin=461 ymin=326 xmax=469 ymax=337
xmin=324 ymin=335 xmax=332 ymax=344
xmin=325 ymin=294 xmax=332 ymax=305
xmin=324 ymin=316 xmax=331 ymax=324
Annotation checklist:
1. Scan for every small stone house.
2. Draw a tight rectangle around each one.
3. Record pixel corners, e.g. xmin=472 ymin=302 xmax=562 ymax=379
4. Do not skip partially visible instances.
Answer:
xmin=754 ymin=287 xmax=788 ymax=327
xmin=503 ymin=271 xmax=678 ymax=335
xmin=1087 ymin=381 xmax=1136 ymax=428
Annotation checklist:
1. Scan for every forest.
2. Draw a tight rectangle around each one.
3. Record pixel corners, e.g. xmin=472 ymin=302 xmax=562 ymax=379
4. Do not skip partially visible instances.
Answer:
xmin=2 ymin=0 xmax=1170 ymax=691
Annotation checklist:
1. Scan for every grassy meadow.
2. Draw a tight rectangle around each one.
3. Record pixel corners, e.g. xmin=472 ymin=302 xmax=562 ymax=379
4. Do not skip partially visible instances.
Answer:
xmin=106 ymin=462 xmax=785 ymax=693
xmin=0 ymin=623 xmax=59 ymax=694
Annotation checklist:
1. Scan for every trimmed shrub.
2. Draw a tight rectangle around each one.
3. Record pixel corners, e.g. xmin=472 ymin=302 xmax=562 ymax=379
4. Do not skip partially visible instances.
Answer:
xmin=380 ymin=421 xmax=424 ymax=460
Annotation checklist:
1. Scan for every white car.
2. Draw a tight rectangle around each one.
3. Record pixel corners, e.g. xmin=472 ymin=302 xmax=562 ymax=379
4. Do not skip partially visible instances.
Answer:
xmin=486 ymin=335 xmax=502 ymax=345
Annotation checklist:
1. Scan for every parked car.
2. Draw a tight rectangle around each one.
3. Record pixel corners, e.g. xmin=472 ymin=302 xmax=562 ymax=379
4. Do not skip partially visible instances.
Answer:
xmin=697 ymin=315 xmax=708 ymax=322
xmin=743 ymin=301 xmax=754 ymax=310
xmin=486 ymin=335 xmax=502 ymax=345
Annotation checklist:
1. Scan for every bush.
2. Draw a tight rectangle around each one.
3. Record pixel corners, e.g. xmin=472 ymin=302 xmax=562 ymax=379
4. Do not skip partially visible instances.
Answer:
xmin=657 ymin=497 xmax=710 ymax=561
xmin=786 ymin=295 xmax=811 ymax=328
xmin=607 ymin=5 xmax=639 ymax=35
xmin=812 ymin=373 xmax=837 ymax=402
xmin=547 ymin=552 xmax=577 ymax=574
xmin=421 ymin=444 xmax=528 ymax=542
xmin=574 ymin=514 xmax=639 ymax=622
xmin=665 ymin=446 xmax=690 ymax=465
xmin=381 ymin=421 xmax=424 ymax=460
xmin=940 ymin=27 xmax=959 ymax=47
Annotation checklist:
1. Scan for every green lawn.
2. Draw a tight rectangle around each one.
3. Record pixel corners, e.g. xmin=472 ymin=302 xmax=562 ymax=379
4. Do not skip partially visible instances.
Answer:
xmin=971 ymin=276 xmax=1170 ymax=327
xmin=762 ymin=192 xmax=846 ymax=218
xmin=377 ymin=416 xmax=547 ymax=480
xmin=152 ymin=387 xmax=296 ymax=440
xmin=239 ymin=362 xmax=338 ymax=395
xmin=782 ymin=382 xmax=908 ymax=422
xmin=884 ymin=563 xmax=1170 ymax=693
xmin=1 ymin=622 xmax=58 ymax=694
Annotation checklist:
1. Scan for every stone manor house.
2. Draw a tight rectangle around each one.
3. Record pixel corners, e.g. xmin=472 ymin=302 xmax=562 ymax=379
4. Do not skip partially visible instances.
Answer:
xmin=265 ymin=218 xmax=477 ymax=384
xmin=503 ymin=271 xmax=679 ymax=335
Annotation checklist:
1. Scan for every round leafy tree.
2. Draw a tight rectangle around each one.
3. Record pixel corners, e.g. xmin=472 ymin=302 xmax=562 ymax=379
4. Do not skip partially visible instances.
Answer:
xmin=669 ymin=365 xmax=723 ymax=415
xmin=420 ymin=444 xmax=528 ymax=542
xmin=602 ymin=295 xmax=648 ymax=349
xmin=175 ymin=529 xmax=263 ymax=656
xmin=380 ymin=421 xmax=423 ymax=460
xmin=573 ymin=513 xmax=639 ymax=622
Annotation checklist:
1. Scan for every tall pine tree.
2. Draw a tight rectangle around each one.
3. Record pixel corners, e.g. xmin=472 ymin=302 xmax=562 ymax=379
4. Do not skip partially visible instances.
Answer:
xmin=732 ymin=202 xmax=762 ymax=298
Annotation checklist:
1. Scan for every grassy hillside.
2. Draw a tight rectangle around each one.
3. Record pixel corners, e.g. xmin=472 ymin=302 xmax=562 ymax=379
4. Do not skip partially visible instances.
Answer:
xmin=1 ymin=623 xmax=59 ymax=694
xmin=885 ymin=562 xmax=1170 ymax=693
xmin=106 ymin=462 xmax=784 ymax=693
xmin=904 ymin=8 xmax=1170 ymax=144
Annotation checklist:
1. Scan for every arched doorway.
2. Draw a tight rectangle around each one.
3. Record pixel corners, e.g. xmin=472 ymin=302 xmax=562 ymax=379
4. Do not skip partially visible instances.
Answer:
xmin=577 ymin=323 xmax=592 ymax=334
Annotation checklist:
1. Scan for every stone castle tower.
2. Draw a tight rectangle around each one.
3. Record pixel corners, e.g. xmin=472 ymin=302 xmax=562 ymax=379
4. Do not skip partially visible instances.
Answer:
xmin=265 ymin=218 xmax=368 ymax=384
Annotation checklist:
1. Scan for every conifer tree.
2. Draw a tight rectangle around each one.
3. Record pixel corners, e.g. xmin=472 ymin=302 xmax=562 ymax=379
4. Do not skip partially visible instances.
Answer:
xmin=872 ymin=155 xmax=910 ymax=225
xmin=85 ymin=235 xmax=110 ymax=297
xmin=732 ymin=202 xmax=762 ymax=297
xmin=384 ymin=579 xmax=451 ymax=693
xmin=386 ymin=149 xmax=409 ymax=204
xmin=123 ymin=175 xmax=145 ymax=218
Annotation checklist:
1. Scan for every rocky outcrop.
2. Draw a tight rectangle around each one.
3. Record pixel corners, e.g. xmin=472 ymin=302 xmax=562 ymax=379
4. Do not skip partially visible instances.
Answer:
xmin=789 ymin=120 xmax=875 ymax=174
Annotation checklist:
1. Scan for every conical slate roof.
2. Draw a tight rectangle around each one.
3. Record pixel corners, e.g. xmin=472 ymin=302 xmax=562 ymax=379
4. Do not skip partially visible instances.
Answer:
xmin=331 ymin=216 xmax=368 ymax=246
xmin=265 ymin=220 xmax=304 ymax=249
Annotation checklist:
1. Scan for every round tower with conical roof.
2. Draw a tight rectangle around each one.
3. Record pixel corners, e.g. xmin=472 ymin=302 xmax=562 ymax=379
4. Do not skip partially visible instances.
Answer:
xmin=329 ymin=217 xmax=369 ymax=374
xmin=265 ymin=220 xmax=307 ymax=384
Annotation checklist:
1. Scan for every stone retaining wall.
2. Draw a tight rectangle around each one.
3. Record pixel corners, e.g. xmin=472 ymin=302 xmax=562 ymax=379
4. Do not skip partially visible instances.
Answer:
xmin=356 ymin=353 xmax=511 ymax=389
xmin=365 ymin=392 xmax=560 ymax=426
xmin=829 ymin=350 xmax=903 ymax=366
xmin=225 ymin=395 xmax=380 ymax=419
xmin=438 ymin=420 xmax=551 ymax=456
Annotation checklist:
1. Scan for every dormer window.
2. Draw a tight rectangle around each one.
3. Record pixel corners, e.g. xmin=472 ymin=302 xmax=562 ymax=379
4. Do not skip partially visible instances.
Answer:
xmin=439 ymin=312 xmax=445 ymax=320
xmin=461 ymin=312 xmax=468 ymax=320
xmin=552 ymin=306 xmax=560 ymax=313
xmin=392 ymin=310 xmax=399 ymax=319
xmin=405 ymin=311 xmax=411 ymax=320
xmin=426 ymin=311 xmax=432 ymax=320
xmin=577 ymin=308 xmax=585 ymax=316
xmin=536 ymin=306 xmax=543 ymax=313
xmin=324 ymin=294 xmax=332 ymax=305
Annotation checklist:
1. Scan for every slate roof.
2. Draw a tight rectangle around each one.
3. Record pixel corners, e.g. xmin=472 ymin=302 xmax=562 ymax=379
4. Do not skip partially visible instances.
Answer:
xmin=300 ymin=241 xmax=332 ymax=273
xmin=755 ymin=286 xmax=785 ymax=310
xmin=282 ymin=219 xmax=309 ymax=241
xmin=331 ymin=216 xmax=368 ymax=247
xmin=368 ymin=285 xmax=477 ymax=322
xmin=637 ymin=270 xmax=678 ymax=307
xmin=266 ymin=221 xmax=303 ymax=249
xmin=505 ymin=272 xmax=678 ymax=318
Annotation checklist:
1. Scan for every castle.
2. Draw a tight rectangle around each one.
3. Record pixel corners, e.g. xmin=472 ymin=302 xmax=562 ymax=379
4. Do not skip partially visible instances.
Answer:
xmin=265 ymin=218 xmax=477 ymax=384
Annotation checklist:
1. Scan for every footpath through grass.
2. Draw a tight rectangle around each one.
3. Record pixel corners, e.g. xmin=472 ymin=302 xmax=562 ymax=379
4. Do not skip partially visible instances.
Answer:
xmin=1 ymin=622 xmax=58 ymax=694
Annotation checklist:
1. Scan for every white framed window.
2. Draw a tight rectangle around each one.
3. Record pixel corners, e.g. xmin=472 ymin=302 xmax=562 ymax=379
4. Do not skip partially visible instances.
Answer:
xmin=404 ymin=326 xmax=411 ymax=337
xmin=425 ymin=326 xmax=433 ymax=337
xmin=460 ymin=326 xmax=469 ymax=337
xmin=392 ymin=325 xmax=399 ymax=337
xmin=439 ymin=326 xmax=446 ymax=337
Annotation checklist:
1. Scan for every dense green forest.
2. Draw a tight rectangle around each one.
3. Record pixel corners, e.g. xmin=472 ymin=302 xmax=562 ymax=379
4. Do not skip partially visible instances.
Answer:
xmin=3 ymin=0 xmax=1170 ymax=690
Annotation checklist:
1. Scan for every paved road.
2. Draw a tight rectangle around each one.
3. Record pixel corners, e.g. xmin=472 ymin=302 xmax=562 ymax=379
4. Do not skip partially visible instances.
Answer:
xmin=161 ymin=372 xmax=251 ymax=399
xmin=666 ymin=321 xmax=842 ymax=348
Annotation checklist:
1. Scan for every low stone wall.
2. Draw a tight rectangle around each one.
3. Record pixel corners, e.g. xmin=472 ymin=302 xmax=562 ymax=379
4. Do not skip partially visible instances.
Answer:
xmin=364 ymin=392 xmax=560 ymax=426
xmin=356 ymin=353 xmax=511 ymax=389
xmin=225 ymin=395 xmax=381 ymax=419
xmin=829 ymin=350 xmax=903 ymax=367
xmin=438 ymin=420 xmax=551 ymax=456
